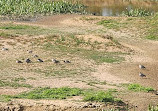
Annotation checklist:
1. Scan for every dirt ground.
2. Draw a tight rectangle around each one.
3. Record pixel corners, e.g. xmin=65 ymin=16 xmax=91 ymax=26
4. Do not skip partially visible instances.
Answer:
xmin=0 ymin=14 xmax=158 ymax=111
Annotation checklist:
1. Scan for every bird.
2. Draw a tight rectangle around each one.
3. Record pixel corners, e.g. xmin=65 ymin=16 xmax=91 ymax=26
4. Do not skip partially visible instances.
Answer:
xmin=26 ymin=58 xmax=31 ymax=63
xmin=139 ymin=65 xmax=146 ymax=69
xmin=37 ymin=58 xmax=43 ymax=62
xmin=2 ymin=47 xmax=8 ymax=51
xmin=16 ymin=60 xmax=23 ymax=63
xmin=139 ymin=72 xmax=146 ymax=77
xmin=63 ymin=60 xmax=71 ymax=63
xmin=33 ymin=55 xmax=38 ymax=58
xmin=52 ymin=59 xmax=60 ymax=64
xmin=27 ymin=50 xmax=33 ymax=53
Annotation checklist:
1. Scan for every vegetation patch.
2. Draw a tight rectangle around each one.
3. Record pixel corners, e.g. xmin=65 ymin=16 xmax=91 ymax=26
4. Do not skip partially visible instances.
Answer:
xmin=11 ymin=77 xmax=26 ymax=82
xmin=122 ymin=8 xmax=153 ymax=17
xmin=83 ymin=90 xmax=122 ymax=104
xmin=13 ymin=87 xmax=82 ymax=99
xmin=0 ymin=24 xmax=37 ymax=30
xmin=0 ymin=0 xmax=86 ymax=20
xmin=44 ymin=40 xmax=125 ymax=64
xmin=0 ymin=32 xmax=15 ymax=38
xmin=12 ymin=87 xmax=122 ymax=104
xmin=0 ymin=80 xmax=32 ymax=88
xmin=0 ymin=95 xmax=11 ymax=102
xmin=145 ymin=13 xmax=158 ymax=40
xmin=127 ymin=83 xmax=154 ymax=92
xmin=148 ymin=104 xmax=158 ymax=111
xmin=97 ymin=19 xmax=121 ymax=29
xmin=32 ymin=68 xmax=83 ymax=77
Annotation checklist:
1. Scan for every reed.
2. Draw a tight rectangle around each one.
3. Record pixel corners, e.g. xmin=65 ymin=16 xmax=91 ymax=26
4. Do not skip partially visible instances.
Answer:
xmin=122 ymin=8 xmax=153 ymax=17
xmin=0 ymin=0 xmax=86 ymax=20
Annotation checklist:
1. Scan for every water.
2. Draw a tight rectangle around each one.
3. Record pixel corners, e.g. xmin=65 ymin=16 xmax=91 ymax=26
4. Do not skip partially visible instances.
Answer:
xmin=78 ymin=0 xmax=158 ymax=16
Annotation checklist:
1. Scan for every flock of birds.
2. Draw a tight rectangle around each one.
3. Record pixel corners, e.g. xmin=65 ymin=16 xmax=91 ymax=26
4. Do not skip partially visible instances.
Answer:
xmin=15 ymin=50 xmax=71 ymax=64
xmin=139 ymin=65 xmax=146 ymax=78
xmin=0 ymin=47 xmax=150 ymax=78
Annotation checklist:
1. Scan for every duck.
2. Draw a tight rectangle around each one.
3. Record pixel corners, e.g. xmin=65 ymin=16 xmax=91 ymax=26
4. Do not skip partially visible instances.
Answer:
xmin=139 ymin=65 xmax=146 ymax=69
xmin=26 ymin=58 xmax=31 ymax=63
xmin=63 ymin=60 xmax=71 ymax=63
xmin=2 ymin=47 xmax=8 ymax=51
xmin=37 ymin=58 xmax=43 ymax=62
xmin=16 ymin=60 xmax=23 ymax=63
xmin=52 ymin=59 xmax=60 ymax=64
xmin=27 ymin=50 xmax=33 ymax=53
xmin=139 ymin=72 xmax=146 ymax=77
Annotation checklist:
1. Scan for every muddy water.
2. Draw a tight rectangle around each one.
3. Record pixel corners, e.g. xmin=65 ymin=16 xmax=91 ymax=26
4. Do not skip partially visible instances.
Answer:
xmin=77 ymin=0 xmax=158 ymax=16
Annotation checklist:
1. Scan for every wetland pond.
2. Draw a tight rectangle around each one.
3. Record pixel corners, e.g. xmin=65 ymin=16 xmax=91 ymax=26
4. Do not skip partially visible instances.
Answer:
xmin=74 ymin=0 xmax=158 ymax=16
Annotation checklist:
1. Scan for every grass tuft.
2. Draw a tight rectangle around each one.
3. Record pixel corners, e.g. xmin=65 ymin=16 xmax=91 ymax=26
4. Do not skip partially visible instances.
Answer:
xmin=0 ymin=80 xmax=32 ymax=88
xmin=0 ymin=95 xmax=11 ymax=102
xmin=127 ymin=83 xmax=154 ymax=92
xmin=122 ymin=8 xmax=153 ymax=17
xmin=83 ymin=89 xmax=122 ymax=104
xmin=13 ymin=87 xmax=82 ymax=99
xmin=97 ymin=19 xmax=120 ymax=29
xmin=148 ymin=104 xmax=158 ymax=111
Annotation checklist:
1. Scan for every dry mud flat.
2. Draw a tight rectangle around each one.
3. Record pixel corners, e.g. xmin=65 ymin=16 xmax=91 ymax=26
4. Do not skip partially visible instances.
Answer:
xmin=0 ymin=14 xmax=158 ymax=111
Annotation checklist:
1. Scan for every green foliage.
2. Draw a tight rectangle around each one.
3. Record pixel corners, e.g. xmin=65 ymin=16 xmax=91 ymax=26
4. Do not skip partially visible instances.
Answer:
xmin=0 ymin=95 xmax=11 ymax=102
xmin=11 ymin=77 xmax=26 ymax=82
xmin=0 ymin=80 xmax=32 ymax=88
xmin=43 ymin=35 xmax=125 ymax=64
xmin=145 ymin=13 xmax=158 ymax=40
xmin=0 ymin=0 xmax=86 ymax=20
xmin=44 ymin=42 xmax=124 ymax=64
xmin=97 ymin=19 xmax=120 ymax=29
xmin=146 ymin=35 xmax=158 ymax=40
xmin=122 ymin=8 xmax=153 ymax=17
xmin=127 ymin=83 xmax=154 ymax=92
xmin=12 ymin=87 xmax=122 ymax=105
xmin=148 ymin=105 xmax=158 ymax=111
xmin=83 ymin=90 xmax=121 ymax=104
xmin=0 ymin=24 xmax=36 ymax=30
xmin=13 ymin=87 xmax=82 ymax=99
xmin=0 ymin=32 xmax=14 ymax=38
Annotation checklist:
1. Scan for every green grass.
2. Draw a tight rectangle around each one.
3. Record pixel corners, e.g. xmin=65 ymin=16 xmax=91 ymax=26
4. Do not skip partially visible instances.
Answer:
xmin=0 ymin=24 xmax=37 ymax=30
xmin=0 ymin=95 xmax=11 ymax=102
xmin=11 ymin=77 xmax=26 ymax=82
xmin=13 ymin=87 xmax=82 ymax=99
xmin=127 ymin=83 xmax=154 ymax=92
xmin=44 ymin=42 xmax=124 ymax=64
xmin=97 ymin=19 xmax=120 ymax=29
xmin=0 ymin=0 xmax=86 ymax=20
xmin=12 ymin=87 xmax=122 ymax=104
xmin=145 ymin=13 xmax=158 ymax=40
xmin=83 ymin=90 xmax=122 ymax=104
xmin=122 ymin=8 xmax=153 ymax=17
xmin=0 ymin=23 xmax=60 ymax=36
xmin=0 ymin=32 xmax=15 ymax=38
xmin=148 ymin=105 xmax=158 ymax=111
xmin=32 ymin=68 xmax=81 ymax=77
xmin=0 ymin=80 xmax=32 ymax=88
